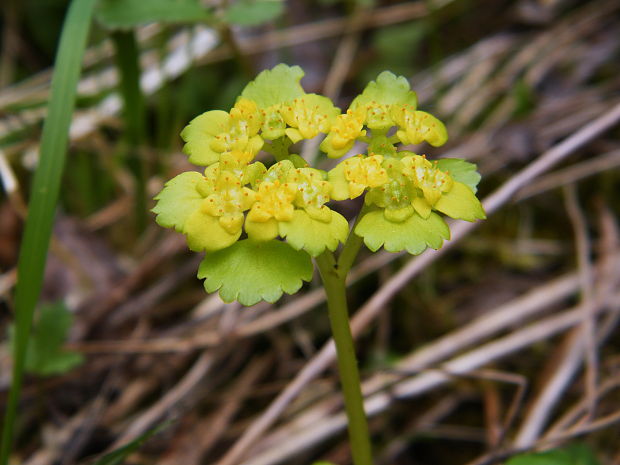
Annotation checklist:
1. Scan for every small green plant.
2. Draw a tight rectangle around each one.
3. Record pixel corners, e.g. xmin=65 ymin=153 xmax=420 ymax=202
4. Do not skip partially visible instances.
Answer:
xmin=507 ymin=444 xmax=601 ymax=465
xmin=8 ymin=302 xmax=83 ymax=377
xmin=153 ymin=64 xmax=485 ymax=464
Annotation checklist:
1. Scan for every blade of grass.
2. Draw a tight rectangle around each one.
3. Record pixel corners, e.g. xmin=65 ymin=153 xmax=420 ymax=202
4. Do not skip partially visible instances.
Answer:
xmin=0 ymin=0 xmax=97 ymax=463
xmin=90 ymin=421 xmax=171 ymax=465
xmin=111 ymin=29 xmax=147 ymax=231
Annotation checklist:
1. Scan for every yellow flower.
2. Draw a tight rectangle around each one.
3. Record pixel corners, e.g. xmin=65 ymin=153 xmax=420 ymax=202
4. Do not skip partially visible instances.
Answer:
xmin=329 ymin=155 xmax=389 ymax=200
xmin=245 ymin=179 xmax=297 ymax=241
xmin=320 ymin=108 xmax=367 ymax=158
xmin=247 ymin=180 xmax=297 ymax=223
xmin=364 ymin=166 xmax=417 ymax=223
xmin=280 ymin=94 xmax=340 ymax=143
xmin=202 ymin=171 xmax=256 ymax=233
xmin=401 ymin=155 xmax=453 ymax=213
xmin=210 ymin=98 xmax=264 ymax=154
xmin=180 ymin=168 xmax=256 ymax=252
xmin=391 ymin=104 xmax=448 ymax=147
xmin=181 ymin=98 xmax=264 ymax=166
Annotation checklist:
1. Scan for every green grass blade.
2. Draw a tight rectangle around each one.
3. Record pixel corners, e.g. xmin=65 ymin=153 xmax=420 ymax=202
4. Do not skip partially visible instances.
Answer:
xmin=0 ymin=0 xmax=97 ymax=462
xmin=88 ymin=421 xmax=171 ymax=465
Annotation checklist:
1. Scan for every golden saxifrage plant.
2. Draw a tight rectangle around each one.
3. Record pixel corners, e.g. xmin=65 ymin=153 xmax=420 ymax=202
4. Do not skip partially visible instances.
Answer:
xmin=154 ymin=64 xmax=484 ymax=305
xmin=153 ymin=64 xmax=485 ymax=464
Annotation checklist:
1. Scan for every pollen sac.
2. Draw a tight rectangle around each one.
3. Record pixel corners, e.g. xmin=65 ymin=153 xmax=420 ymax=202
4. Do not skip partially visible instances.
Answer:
xmin=219 ymin=149 xmax=255 ymax=173
xmin=247 ymin=179 xmax=297 ymax=223
xmin=320 ymin=108 xmax=367 ymax=159
xmin=260 ymin=105 xmax=287 ymax=140
xmin=288 ymin=167 xmax=331 ymax=211
xmin=230 ymin=98 xmax=264 ymax=134
xmin=391 ymin=104 xmax=448 ymax=147
xmin=280 ymin=94 xmax=340 ymax=142
xmin=349 ymin=71 xmax=418 ymax=132
xmin=209 ymin=98 xmax=265 ymax=156
xmin=329 ymin=155 xmax=389 ymax=200
xmin=180 ymin=168 xmax=257 ymax=252
xmin=365 ymin=173 xmax=416 ymax=223
xmin=361 ymin=100 xmax=394 ymax=130
xmin=202 ymin=171 xmax=256 ymax=232
xmin=181 ymin=99 xmax=265 ymax=167
xmin=401 ymin=155 xmax=454 ymax=207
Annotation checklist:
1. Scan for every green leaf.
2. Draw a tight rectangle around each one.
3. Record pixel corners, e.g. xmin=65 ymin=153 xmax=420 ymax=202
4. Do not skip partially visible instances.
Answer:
xmin=225 ymin=0 xmax=284 ymax=26
xmin=152 ymin=171 xmax=205 ymax=233
xmin=9 ymin=303 xmax=83 ymax=377
xmin=436 ymin=158 xmax=482 ymax=193
xmin=184 ymin=209 xmax=242 ymax=252
xmin=434 ymin=181 xmax=486 ymax=222
xmin=351 ymin=71 xmax=418 ymax=129
xmin=506 ymin=444 xmax=600 ymax=465
xmin=241 ymin=64 xmax=306 ymax=109
xmin=279 ymin=210 xmax=349 ymax=257
xmin=355 ymin=209 xmax=450 ymax=254
xmin=198 ymin=239 xmax=313 ymax=306
xmin=90 ymin=421 xmax=172 ymax=465
xmin=95 ymin=0 xmax=212 ymax=30
xmin=181 ymin=110 xmax=230 ymax=166
xmin=353 ymin=71 xmax=418 ymax=108
xmin=1 ymin=0 xmax=97 ymax=460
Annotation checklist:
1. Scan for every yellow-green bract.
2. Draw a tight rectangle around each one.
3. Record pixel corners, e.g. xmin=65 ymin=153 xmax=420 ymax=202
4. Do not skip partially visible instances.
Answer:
xmin=153 ymin=64 xmax=485 ymax=306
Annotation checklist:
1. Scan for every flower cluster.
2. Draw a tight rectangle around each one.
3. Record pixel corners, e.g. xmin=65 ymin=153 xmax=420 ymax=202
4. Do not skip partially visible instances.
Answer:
xmin=155 ymin=87 xmax=347 ymax=256
xmin=153 ymin=64 xmax=485 ymax=305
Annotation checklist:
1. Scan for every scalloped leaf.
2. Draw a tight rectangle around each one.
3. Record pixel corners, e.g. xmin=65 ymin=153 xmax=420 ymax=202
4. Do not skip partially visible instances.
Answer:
xmin=435 ymin=181 xmax=486 ymax=222
xmin=184 ymin=210 xmax=242 ymax=252
xmin=198 ymin=239 xmax=313 ymax=305
xmin=279 ymin=210 xmax=349 ymax=256
xmin=351 ymin=71 xmax=418 ymax=129
xmin=352 ymin=71 xmax=418 ymax=108
xmin=95 ymin=0 xmax=212 ymax=30
xmin=240 ymin=64 xmax=306 ymax=109
xmin=9 ymin=302 xmax=83 ymax=376
xmin=152 ymin=171 xmax=205 ymax=233
xmin=436 ymin=158 xmax=482 ymax=193
xmin=355 ymin=210 xmax=450 ymax=254
xmin=181 ymin=110 xmax=230 ymax=166
xmin=224 ymin=0 xmax=284 ymax=26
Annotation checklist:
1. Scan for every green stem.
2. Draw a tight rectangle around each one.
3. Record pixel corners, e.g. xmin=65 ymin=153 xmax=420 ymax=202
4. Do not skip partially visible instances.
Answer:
xmin=217 ymin=0 xmax=253 ymax=78
xmin=111 ymin=30 xmax=147 ymax=231
xmin=338 ymin=203 xmax=369 ymax=276
xmin=219 ymin=23 xmax=254 ymax=79
xmin=316 ymin=252 xmax=373 ymax=465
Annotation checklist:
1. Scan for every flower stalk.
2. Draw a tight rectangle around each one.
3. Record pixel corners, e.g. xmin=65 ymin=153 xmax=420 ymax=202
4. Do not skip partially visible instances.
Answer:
xmin=316 ymin=251 xmax=373 ymax=465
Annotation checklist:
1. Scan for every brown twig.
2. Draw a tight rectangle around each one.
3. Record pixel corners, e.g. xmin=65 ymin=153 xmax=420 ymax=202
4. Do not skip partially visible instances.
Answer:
xmin=563 ymin=184 xmax=597 ymax=414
